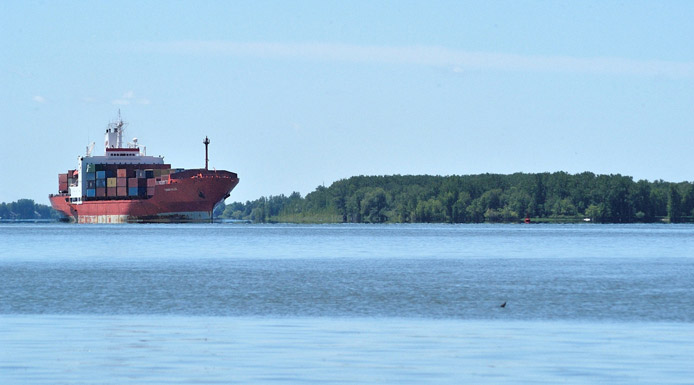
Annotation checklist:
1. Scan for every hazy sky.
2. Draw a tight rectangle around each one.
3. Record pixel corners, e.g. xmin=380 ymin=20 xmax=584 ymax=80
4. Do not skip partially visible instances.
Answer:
xmin=2 ymin=1 xmax=693 ymax=205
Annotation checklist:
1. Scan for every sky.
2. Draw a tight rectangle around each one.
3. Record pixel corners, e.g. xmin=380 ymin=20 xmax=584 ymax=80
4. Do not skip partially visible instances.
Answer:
xmin=2 ymin=1 xmax=694 ymax=205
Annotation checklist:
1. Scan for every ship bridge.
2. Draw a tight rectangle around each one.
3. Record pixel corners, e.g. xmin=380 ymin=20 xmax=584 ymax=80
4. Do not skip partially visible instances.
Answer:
xmin=96 ymin=111 xmax=163 ymax=165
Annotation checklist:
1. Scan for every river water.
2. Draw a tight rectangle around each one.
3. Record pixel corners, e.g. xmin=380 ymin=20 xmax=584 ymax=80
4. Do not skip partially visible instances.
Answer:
xmin=1 ymin=223 xmax=693 ymax=383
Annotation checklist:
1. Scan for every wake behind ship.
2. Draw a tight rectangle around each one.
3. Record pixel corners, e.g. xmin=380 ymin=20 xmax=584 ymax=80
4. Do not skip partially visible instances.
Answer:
xmin=49 ymin=114 xmax=239 ymax=223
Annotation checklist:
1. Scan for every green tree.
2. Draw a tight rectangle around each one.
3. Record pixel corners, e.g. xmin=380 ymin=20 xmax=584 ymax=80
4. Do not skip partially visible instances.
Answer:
xmin=451 ymin=191 xmax=471 ymax=223
xmin=605 ymin=176 xmax=634 ymax=223
xmin=361 ymin=188 xmax=388 ymax=223
xmin=681 ymin=184 xmax=694 ymax=219
xmin=440 ymin=191 xmax=457 ymax=223
xmin=331 ymin=182 xmax=349 ymax=222
xmin=466 ymin=199 xmax=485 ymax=223
xmin=506 ymin=187 xmax=531 ymax=218
xmin=549 ymin=197 xmax=577 ymax=217
xmin=585 ymin=203 xmax=606 ymax=223
xmin=531 ymin=174 xmax=547 ymax=217
xmin=631 ymin=180 xmax=654 ymax=222
xmin=668 ymin=186 xmax=683 ymax=223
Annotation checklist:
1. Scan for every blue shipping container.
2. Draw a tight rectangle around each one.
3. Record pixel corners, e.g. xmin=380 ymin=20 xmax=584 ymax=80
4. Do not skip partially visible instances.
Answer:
xmin=106 ymin=170 xmax=116 ymax=178
xmin=96 ymin=179 xmax=106 ymax=188
xmin=128 ymin=187 xmax=139 ymax=196
xmin=86 ymin=189 xmax=96 ymax=197
xmin=96 ymin=171 xmax=106 ymax=179
xmin=85 ymin=172 xmax=96 ymax=181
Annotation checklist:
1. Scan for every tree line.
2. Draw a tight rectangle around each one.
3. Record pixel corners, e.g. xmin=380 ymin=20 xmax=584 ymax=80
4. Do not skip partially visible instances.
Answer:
xmin=0 ymin=199 xmax=58 ymax=220
xmin=222 ymin=172 xmax=694 ymax=224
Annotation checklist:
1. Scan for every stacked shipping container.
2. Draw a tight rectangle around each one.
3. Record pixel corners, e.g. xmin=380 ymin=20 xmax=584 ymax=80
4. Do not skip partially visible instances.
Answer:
xmin=58 ymin=173 xmax=68 ymax=193
xmin=59 ymin=163 xmax=173 ymax=200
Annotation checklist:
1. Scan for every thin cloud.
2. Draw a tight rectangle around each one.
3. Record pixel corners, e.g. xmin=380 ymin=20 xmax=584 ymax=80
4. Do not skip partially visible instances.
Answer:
xmin=112 ymin=91 xmax=133 ymax=105
xmin=32 ymin=95 xmax=46 ymax=103
xmin=134 ymin=40 xmax=694 ymax=78
xmin=112 ymin=91 xmax=150 ymax=106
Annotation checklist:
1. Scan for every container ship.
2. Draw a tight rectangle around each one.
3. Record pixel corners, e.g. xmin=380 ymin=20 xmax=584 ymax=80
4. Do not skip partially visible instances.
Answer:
xmin=49 ymin=114 xmax=239 ymax=223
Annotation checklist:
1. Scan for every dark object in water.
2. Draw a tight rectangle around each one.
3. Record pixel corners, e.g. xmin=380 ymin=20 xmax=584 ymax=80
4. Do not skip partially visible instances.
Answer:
xmin=500 ymin=301 xmax=507 ymax=308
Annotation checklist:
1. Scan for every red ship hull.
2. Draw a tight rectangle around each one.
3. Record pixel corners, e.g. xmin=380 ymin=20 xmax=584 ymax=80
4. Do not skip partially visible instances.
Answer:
xmin=50 ymin=169 xmax=238 ymax=223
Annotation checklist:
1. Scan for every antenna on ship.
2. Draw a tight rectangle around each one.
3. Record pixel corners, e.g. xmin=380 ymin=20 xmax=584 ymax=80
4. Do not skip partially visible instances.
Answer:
xmin=203 ymin=136 xmax=210 ymax=170
xmin=116 ymin=109 xmax=124 ymax=148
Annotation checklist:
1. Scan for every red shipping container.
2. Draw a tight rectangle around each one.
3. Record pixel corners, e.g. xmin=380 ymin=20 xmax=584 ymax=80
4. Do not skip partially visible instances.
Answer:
xmin=117 ymin=169 xmax=127 ymax=178
xmin=117 ymin=178 xmax=127 ymax=187
xmin=59 ymin=182 xmax=68 ymax=192
xmin=128 ymin=177 xmax=138 ymax=187
xmin=58 ymin=173 xmax=68 ymax=183
xmin=107 ymin=187 xmax=117 ymax=197
xmin=96 ymin=188 xmax=106 ymax=197
xmin=147 ymin=187 xmax=155 ymax=196
xmin=117 ymin=187 xmax=127 ymax=196
xmin=147 ymin=178 xmax=156 ymax=187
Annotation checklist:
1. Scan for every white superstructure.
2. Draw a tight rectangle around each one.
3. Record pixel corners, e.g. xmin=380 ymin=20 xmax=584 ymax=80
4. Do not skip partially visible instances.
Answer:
xmin=69 ymin=113 xmax=165 ymax=203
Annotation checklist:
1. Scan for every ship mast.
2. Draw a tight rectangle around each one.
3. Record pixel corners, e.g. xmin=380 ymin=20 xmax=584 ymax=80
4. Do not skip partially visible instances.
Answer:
xmin=203 ymin=136 xmax=210 ymax=170
xmin=105 ymin=109 xmax=127 ymax=150
xmin=115 ymin=110 xmax=124 ymax=148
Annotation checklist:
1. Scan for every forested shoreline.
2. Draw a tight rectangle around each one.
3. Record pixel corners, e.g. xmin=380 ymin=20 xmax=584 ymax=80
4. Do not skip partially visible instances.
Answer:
xmin=222 ymin=172 xmax=694 ymax=224
xmin=0 ymin=199 xmax=58 ymax=220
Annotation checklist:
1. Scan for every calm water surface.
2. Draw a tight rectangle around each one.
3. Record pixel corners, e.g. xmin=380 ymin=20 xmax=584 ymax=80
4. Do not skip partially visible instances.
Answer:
xmin=1 ymin=223 xmax=693 ymax=383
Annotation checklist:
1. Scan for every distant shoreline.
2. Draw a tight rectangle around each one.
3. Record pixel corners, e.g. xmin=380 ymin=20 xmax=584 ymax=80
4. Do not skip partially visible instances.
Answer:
xmin=220 ymin=172 xmax=694 ymax=224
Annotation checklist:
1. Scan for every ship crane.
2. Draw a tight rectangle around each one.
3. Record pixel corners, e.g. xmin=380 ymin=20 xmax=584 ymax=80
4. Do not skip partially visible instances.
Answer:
xmin=86 ymin=142 xmax=95 ymax=156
